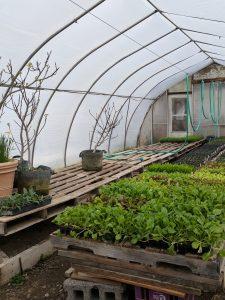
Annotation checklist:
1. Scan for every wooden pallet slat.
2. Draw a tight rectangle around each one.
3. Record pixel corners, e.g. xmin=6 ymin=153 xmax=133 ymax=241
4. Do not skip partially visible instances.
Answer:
xmin=60 ymin=249 xmax=221 ymax=293
xmin=50 ymin=234 xmax=221 ymax=279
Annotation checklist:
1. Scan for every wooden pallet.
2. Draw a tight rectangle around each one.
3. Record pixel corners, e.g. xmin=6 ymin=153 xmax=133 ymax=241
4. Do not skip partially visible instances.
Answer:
xmin=50 ymin=233 xmax=224 ymax=296
xmin=0 ymin=141 xmax=204 ymax=236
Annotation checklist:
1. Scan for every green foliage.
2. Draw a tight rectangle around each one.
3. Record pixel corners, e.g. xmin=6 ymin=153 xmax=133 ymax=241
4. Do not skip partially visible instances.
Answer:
xmin=0 ymin=189 xmax=43 ymax=214
xmin=10 ymin=274 xmax=25 ymax=286
xmin=147 ymin=163 xmax=195 ymax=174
xmin=0 ymin=135 xmax=13 ymax=163
xmin=159 ymin=135 xmax=203 ymax=143
xmin=210 ymin=137 xmax=225 ymax=143
xmin=53 ymin=164 xmax=225 ymax=260
xmin=192 ymin=162 xmax=225 ymax=185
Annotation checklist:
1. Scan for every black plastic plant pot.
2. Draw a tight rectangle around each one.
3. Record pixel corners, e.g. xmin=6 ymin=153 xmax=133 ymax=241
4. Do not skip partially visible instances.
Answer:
xmin=79 ymin=150 xmax=104 ymax=171
xmin=17 ymin=168 xmax=52 ymax=195
xmin=59 ymin=225 xmax=74 ymax=236
xmin=0 ymin=195 xmax=51 ymax=216
xmin=13 ymin=157 xmax=29 ymax=189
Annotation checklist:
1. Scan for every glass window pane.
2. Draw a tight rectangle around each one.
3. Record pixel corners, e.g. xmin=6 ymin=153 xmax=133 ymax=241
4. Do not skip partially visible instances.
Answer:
xmin=172 ymin=116 xmax=187 ymax=131
xmin=172 ymin=98 xmax=186 ymax=115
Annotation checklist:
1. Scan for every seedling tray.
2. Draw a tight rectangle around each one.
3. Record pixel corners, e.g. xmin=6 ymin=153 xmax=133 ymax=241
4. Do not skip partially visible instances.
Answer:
xmin=0 ymin=195 xmax=52 ymax=216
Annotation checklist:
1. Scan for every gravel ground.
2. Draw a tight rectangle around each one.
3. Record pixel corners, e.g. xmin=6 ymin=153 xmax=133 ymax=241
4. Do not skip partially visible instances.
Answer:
xmin=0 ymin=253 xmax=72 ymax=300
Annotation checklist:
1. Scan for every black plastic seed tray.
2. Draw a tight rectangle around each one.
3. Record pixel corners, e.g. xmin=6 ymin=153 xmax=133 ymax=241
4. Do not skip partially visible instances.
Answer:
xmin=173 ymin=141 xmax=225 ymax=167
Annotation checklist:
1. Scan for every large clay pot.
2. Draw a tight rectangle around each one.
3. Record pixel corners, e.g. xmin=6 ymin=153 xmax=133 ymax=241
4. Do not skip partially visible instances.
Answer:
xmin=0 ymin=160 xmax=18 ymax=198
xmin=79 ymin=150 xmax=104 ymax=171
xmin=17 ymin=168 xmax=51 ymax=195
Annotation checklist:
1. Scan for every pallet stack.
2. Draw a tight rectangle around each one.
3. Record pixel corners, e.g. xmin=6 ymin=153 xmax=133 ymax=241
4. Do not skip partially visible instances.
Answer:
xmin=50 ymin=233 xmax=224 ymax=300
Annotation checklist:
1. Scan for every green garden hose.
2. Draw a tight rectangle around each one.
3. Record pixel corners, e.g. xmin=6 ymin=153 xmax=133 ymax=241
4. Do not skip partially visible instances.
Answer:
xmin=105 ymin=74 xmax=192 ymax=160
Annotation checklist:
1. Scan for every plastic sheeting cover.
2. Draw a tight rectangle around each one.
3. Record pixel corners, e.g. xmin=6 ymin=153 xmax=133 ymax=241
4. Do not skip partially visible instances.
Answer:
xmin=0 ymin=0 xmax=224 ymax=167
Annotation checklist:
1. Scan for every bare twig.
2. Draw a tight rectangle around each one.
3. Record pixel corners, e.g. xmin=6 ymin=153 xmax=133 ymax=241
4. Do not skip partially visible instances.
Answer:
xmin=5 ymin=53 xmax=58 ymax=167
xmin=90 ymin=103 xmax=122 ymax=152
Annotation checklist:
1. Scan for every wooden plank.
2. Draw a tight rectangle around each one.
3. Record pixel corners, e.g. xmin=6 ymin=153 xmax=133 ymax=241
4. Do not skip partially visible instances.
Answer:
xmin=4 ymin=205 xmax=69 ymax=236
xmin=59 ymin=249 xmax=220 ymax=293
xmin=70 ymin=264 xmax=191 ymax=298
xmin=51 ymin=234 xmax=220 ymax=279
xmin=4 ymin=217 xmax=43 ymax=236
xmin=0 ymin=222 xmax=6 ymax=235
xmin=51 ymin=164 xmax=130 ymax=197
xmin=68 ymin=267 xmax=123 ymax=286
xmin=50 ymin=162 xmax=123 ymax=192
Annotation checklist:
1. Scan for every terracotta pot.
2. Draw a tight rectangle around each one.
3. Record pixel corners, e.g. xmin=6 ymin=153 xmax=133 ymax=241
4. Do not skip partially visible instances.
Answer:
xmin=0 ymin=160 xmax=18 ymax=198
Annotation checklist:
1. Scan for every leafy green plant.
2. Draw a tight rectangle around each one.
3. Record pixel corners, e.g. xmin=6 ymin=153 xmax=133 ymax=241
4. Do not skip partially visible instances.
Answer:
xmin=53 ymin=167 xmax=225 ymax=260
xmin=159 ymin=135 xmax=203 ymax=143
xmin=0 ymin=189 xmax=44 ymax=214
xmin=0 ymin=134 xmax=13 ymax=163
xmin=147 ymin=163 xmax=195 ymax=174
xmin=10 ymin=274 xmax=25 ymax=286
xmin=190 ymin=162 xmax=225 ymax=185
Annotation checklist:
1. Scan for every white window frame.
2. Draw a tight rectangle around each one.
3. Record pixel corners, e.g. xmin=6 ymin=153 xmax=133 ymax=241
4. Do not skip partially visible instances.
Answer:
xmin=168 ymin=94 xmax=192 ymax=137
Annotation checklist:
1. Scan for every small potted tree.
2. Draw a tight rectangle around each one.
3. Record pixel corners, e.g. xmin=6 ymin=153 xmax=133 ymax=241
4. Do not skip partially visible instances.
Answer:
xmin=80 ymin=103 xmax=122 ymax=171
xmin=0 ymin=135 xmax=18 ymax=198
xmin=6 ymin=53 xmax=58 ymax=195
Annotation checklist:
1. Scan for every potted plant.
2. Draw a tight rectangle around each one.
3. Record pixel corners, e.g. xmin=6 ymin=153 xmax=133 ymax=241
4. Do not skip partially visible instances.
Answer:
xmin=0 ymin=188 xmax=51 ymax=216
xmin=80 ymin=103 xmax=122 ymax=171
xmin=5 ymin=53 xmax=58 ymax=195
xmin=0 ymin=135 xmax=18 ymax=198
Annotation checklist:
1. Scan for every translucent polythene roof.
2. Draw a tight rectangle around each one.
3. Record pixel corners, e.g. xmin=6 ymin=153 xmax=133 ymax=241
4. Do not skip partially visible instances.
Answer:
xmin=0 ymin=0 xmax=225 ymax=167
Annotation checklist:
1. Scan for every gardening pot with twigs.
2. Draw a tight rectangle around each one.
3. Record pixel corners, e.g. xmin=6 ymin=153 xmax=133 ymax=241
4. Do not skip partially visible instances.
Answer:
xmin=79 ymin=150 xmax=105 ymax=171
xmin=2 ymin=53 xmax=58 ymax=196
xmin=80 ymin=103 xmax=122 ymax=171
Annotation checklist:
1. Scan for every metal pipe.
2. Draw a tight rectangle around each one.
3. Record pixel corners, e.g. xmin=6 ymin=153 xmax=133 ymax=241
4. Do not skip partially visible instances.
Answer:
xmin=146 ymin=0 xmax=212 ymax=61
xmin=0 ymin=82 xmax=155 ymax=101
xmin=107 ymin=52 xmax=206 ymax=151
xmin=0 ymin=0 xmax=106 ymax=110
xmin=62 ymin=28 xmax=177 ymax=166
xmin=181 ymin=28 xmax=225 ymax=39
xmin=135 ymin=58 xmax=211 ymax=148
xmin=31 ymin=10 xmax=158 ymax=165
xmin=110 ymin=57 xmax=210 ymax=151
xmin=108 ymin=51 xmax=203 ymax=151
xmin=195 ymin=40 xmax=225 ymax=49
xmin=162 ymin=11 xmax=225 ymax=25
xmin=89 ymin=41 xmax=192 ymax=152
xmin=205 ymin=51 xmax=225 ymax=57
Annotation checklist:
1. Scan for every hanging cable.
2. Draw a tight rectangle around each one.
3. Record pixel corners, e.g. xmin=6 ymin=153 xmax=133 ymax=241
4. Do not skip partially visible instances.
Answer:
xmin=209 ymin=81 xmax=223 ymax=137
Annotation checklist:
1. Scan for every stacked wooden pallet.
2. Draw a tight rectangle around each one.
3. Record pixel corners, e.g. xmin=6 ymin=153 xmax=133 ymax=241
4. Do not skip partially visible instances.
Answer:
xmin=51 ymin=233 xmax=224 ymax=299
xmin=0 ymin=141 xmax=203 ymax=236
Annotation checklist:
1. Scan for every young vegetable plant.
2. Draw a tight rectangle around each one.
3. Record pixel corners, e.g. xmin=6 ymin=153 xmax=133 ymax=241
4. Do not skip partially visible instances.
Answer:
xmin=0 ymin=134 xmax=13 ymax=163
xmin=53 ymin=164 xmax=225 ymax=260
xmin=159 ymin=135 xmax=203 ymax=143
xmin=0 ymin=188 xmax=47 ymax=215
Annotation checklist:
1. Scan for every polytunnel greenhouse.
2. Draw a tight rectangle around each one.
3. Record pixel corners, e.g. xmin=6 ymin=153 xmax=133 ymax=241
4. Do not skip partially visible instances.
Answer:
xmin=1 ymin=0 xmax=225 ymax=299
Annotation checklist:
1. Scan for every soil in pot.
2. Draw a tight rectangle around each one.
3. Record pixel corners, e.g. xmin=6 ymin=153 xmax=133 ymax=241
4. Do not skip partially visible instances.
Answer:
xmin=79 ymin=150 xmax=104 ymax=171
xmin=0 ymin=160 xmax=18 ymax=198
xmin=17 ymin=168 xmax=51 ymax=195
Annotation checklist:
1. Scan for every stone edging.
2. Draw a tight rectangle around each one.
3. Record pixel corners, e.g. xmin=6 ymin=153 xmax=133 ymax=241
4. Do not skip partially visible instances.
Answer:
xmin=0 ymin=239 xmax=55 ymax=285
